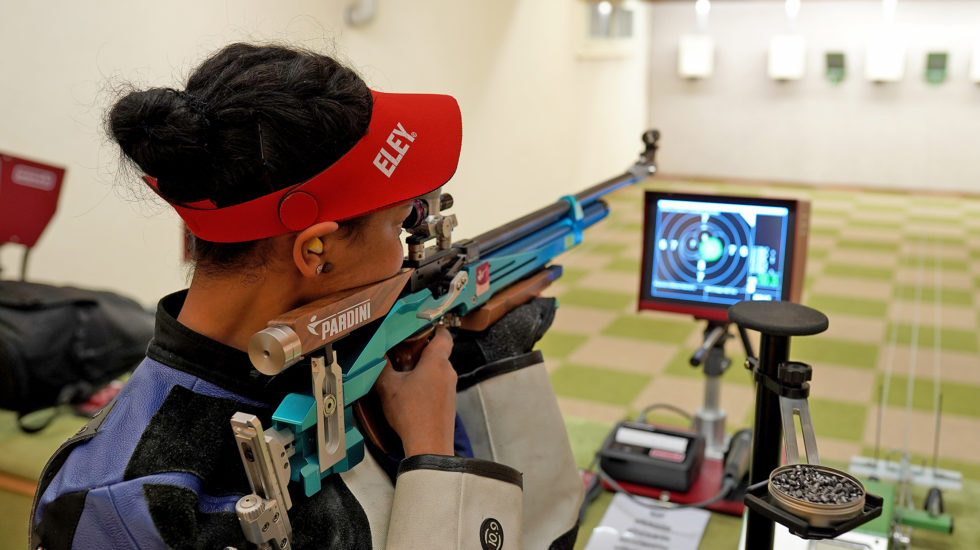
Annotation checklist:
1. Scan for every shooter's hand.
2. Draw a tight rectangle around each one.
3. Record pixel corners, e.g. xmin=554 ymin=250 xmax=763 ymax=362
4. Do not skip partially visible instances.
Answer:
xmin=375 ymin=326 xmax=456 ymax=457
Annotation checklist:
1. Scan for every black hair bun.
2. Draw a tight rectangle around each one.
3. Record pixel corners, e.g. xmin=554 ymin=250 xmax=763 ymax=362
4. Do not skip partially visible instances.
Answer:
xmin=108 ymin=87 xmax=214 ymax=203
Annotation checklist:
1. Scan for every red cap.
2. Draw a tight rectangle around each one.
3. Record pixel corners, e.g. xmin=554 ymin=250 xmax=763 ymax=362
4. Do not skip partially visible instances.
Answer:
xmin=144 ymin=90 xmax=462 ymax=243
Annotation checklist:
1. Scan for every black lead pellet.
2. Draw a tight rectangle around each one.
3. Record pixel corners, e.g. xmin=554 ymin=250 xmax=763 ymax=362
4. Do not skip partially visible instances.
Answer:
xmin=771 ymin=465 xmax=862 ymax=505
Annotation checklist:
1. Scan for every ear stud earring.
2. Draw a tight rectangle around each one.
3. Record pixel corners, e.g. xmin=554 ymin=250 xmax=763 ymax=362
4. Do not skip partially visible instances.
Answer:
xmin=315 ymin=264 xmax=324 ymax=275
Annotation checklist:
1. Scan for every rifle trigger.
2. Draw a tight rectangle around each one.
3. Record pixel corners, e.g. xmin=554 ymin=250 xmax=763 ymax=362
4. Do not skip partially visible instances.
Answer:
xmin=418 ymin=271 xmax=468 ymax=321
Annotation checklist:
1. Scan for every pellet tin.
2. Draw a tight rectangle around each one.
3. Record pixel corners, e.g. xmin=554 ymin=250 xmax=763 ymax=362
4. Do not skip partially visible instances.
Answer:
xmin=768 ymin=464 xmax=866 ymax=527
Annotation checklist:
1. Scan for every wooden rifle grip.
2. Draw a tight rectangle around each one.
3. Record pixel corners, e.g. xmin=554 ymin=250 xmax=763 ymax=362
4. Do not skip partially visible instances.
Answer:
xmin=352 ymin=326 xmax=437 ymax=457
xmin=388 ymin=326 xmax=436 ymax=372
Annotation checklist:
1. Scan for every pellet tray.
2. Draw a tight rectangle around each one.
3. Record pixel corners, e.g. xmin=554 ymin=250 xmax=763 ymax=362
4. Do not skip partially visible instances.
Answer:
xmin=744 ymin=480 xmax=884 ymax=540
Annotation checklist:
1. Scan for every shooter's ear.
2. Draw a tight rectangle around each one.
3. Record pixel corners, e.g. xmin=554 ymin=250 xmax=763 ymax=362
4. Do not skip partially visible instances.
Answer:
xmin=292 ymin=221 xmax=339 ymax=278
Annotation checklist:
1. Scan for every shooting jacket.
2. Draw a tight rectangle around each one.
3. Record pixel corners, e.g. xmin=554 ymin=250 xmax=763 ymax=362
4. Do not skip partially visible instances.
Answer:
xmin=31 ymin=291 xmax=583 ymax=550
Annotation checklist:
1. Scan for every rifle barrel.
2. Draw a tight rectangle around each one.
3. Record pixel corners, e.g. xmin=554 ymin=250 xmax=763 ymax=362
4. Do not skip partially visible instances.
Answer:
xmin=470 ymin=170 xmax=637 ymax=257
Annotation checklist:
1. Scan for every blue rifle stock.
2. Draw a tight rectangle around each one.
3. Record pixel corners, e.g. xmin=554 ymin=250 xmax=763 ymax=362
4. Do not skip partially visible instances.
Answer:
xmin=231 ymin=130 xmax=659 ymax=535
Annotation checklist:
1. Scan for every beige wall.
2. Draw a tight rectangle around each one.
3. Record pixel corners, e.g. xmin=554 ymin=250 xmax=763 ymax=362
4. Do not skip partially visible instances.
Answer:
xmin=647 ymin=1 xmax=980 ymax=193
xmin=0 ymin=0 xmax=650 ymax=305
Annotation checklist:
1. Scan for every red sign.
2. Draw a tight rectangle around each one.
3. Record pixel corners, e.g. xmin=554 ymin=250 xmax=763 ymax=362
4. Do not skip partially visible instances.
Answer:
xmin=0 ymin=153 xmax=66 ymax=247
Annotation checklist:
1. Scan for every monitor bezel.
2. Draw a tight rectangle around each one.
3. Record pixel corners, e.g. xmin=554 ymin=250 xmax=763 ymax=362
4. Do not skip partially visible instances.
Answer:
xmin=637 ymin=190 xmax=806 ymax=321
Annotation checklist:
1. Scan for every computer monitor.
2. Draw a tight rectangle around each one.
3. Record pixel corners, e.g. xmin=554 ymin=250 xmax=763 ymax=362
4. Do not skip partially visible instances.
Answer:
xmin=638 ymin=191 xmax=810 ymax=321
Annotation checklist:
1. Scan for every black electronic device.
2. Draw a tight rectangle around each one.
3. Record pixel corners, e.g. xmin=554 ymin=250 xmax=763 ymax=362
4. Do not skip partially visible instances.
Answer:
xmin=638 ymin=191 xmax=810 ymax=321
xmin=598 ymin=421 xmax=706 ymax=493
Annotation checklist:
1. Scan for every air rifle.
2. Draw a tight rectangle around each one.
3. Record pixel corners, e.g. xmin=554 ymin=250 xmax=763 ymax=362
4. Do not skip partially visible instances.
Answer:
xmin=229 ymin=129 xmax=660 ymax=548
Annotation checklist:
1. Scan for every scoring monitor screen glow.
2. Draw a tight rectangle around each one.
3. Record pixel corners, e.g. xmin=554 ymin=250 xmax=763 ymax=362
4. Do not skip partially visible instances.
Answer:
xmin=639 ymin=191 xmax=806 ymax=320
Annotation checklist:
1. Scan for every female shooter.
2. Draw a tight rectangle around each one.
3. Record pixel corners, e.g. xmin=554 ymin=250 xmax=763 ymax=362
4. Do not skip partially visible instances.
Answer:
xmin=30 ymin=43 xmax=583 ymax=549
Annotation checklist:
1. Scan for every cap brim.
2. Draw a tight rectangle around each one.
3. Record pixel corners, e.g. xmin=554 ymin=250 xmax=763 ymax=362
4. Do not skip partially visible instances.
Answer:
xmin=167 ymin=90 xmax=463 ymax=243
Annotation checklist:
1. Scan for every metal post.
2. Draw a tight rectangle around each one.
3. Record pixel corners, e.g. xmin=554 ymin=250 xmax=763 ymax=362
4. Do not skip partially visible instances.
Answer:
xmin=691 ymin=322 xmax=731 ymax=458
xmin=695 ymin=349 xmax=728 ymax=458
xmin=745 ymin=332 xmax=791 ymax=550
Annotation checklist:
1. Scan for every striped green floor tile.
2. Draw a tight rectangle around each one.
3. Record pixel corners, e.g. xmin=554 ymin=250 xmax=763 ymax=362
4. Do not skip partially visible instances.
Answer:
xmin=898 ymin=257 xmax=970 ymax=272
xmin=535 ymin=331 xmax=588 ymax=359
xmin=808 ymin=293 xmax=890 ymax=317
xmin=742 ymin=406 xmax=757 ymax=427
xmin=604 ymin=191 xmax=638 ymax=204
xmin=915 ymin=235 xmax=966 ymax=248
xmin=822 ymin=263 xmax=895 ymax=280
xmin=859 ymin=446 xmax=980 ymax=482
xmin=742 ymin=400 xmax=866 ymax=443
xmin=607 ymin=221 xmax=643 ymax=232
xmin=556 ymin=266 xmax=590 ymax=286
xmin=550 ymin=363 xmax=651 ymax=405
xmin=0 ymin=413 xmax=86 ymax=480
xmin=564 ymin=416 xmax=616 ymax=469
xmin=857 ymin=200 xmax=908 ymax=214
xmin=604 ymin=257 xmax=640 ymax=274
xmin=908 ymin=214 xmax=961 ymax=225
xmin=810 ymin=225 xmax=841 ymax=238
xmin=893 ymin=285 xmax=975 ymax=307
xmin=659 ymin=178 xmax=720 ymax=190
xmin=838 ymin=239 xmax=902 ymax=254
xmin=792 ymin=337 xmax=880 ymax=369
xmin=912 ymin=195 xmax=962 ymax=208
xmin=875 ymin=373 xmax=980 ymax=418
xmin=639 ymin=411 xmax=698 ymax=431
xmin=803 ymin=275 xmax=819 ymax=292
xmin=808 ymin=398 xmax=867 ymax=441
xmin=807 ymin=247 xmax=831 ymax=261
xmin=716 ymin=185 xmax=766 ymax=197
xmin=888 ymin=323 xmax=979 ymax=353
xmin=556 ymin=288 xmax=633 ymax=311
xmin=661 ymin=349 xmax=755 ymax=386
xmin=601 ymin=315 xmax=698 ymax=344
xmin=814 ymin=190 xmax=862 ymax=202
xmin=847 ymin=219 xmax=904 ymax=231
xmin=582 ymin=242 xmax=629 ymax=256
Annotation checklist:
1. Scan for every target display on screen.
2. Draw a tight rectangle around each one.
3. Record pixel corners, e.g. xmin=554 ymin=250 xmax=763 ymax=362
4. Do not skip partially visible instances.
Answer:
xmin=638 ymin=192 xmax=809 ymax=321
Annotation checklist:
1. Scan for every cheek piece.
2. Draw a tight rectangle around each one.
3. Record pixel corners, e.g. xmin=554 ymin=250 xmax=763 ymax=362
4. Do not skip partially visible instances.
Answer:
xmin=142 ymin=90 xmax=463 ymax=244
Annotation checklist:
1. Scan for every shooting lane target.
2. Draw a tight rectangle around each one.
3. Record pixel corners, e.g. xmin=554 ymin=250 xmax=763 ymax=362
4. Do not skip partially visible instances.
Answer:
xmin=655 ymin=211 xmax=751 ymax=289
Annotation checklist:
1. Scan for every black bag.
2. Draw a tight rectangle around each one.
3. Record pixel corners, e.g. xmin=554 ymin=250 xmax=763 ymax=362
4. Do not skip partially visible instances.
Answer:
xmin=0 ymin=281 xmax=154 ymax=432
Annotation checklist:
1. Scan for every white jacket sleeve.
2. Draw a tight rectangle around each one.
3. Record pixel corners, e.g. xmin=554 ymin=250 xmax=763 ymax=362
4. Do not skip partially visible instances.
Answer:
xmin=455 ymin=351 xmax=585 ymax=549
xmin=387 ymin=455 xmax=523 ymax=550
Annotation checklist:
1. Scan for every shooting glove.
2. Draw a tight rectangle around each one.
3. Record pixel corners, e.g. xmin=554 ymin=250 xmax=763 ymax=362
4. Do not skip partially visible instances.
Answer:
xmin=449 ymin=297 xmax=557 ymax=373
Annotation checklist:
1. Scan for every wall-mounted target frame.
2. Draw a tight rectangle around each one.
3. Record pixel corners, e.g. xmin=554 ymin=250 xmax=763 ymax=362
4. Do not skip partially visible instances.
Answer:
xmin=825 ymin=52 xmax=846 ymax=84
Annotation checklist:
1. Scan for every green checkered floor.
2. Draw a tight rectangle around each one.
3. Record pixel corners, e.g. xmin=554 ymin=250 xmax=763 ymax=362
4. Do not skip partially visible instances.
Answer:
xmin=538 ymin=177 xmax=980 ymax=482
